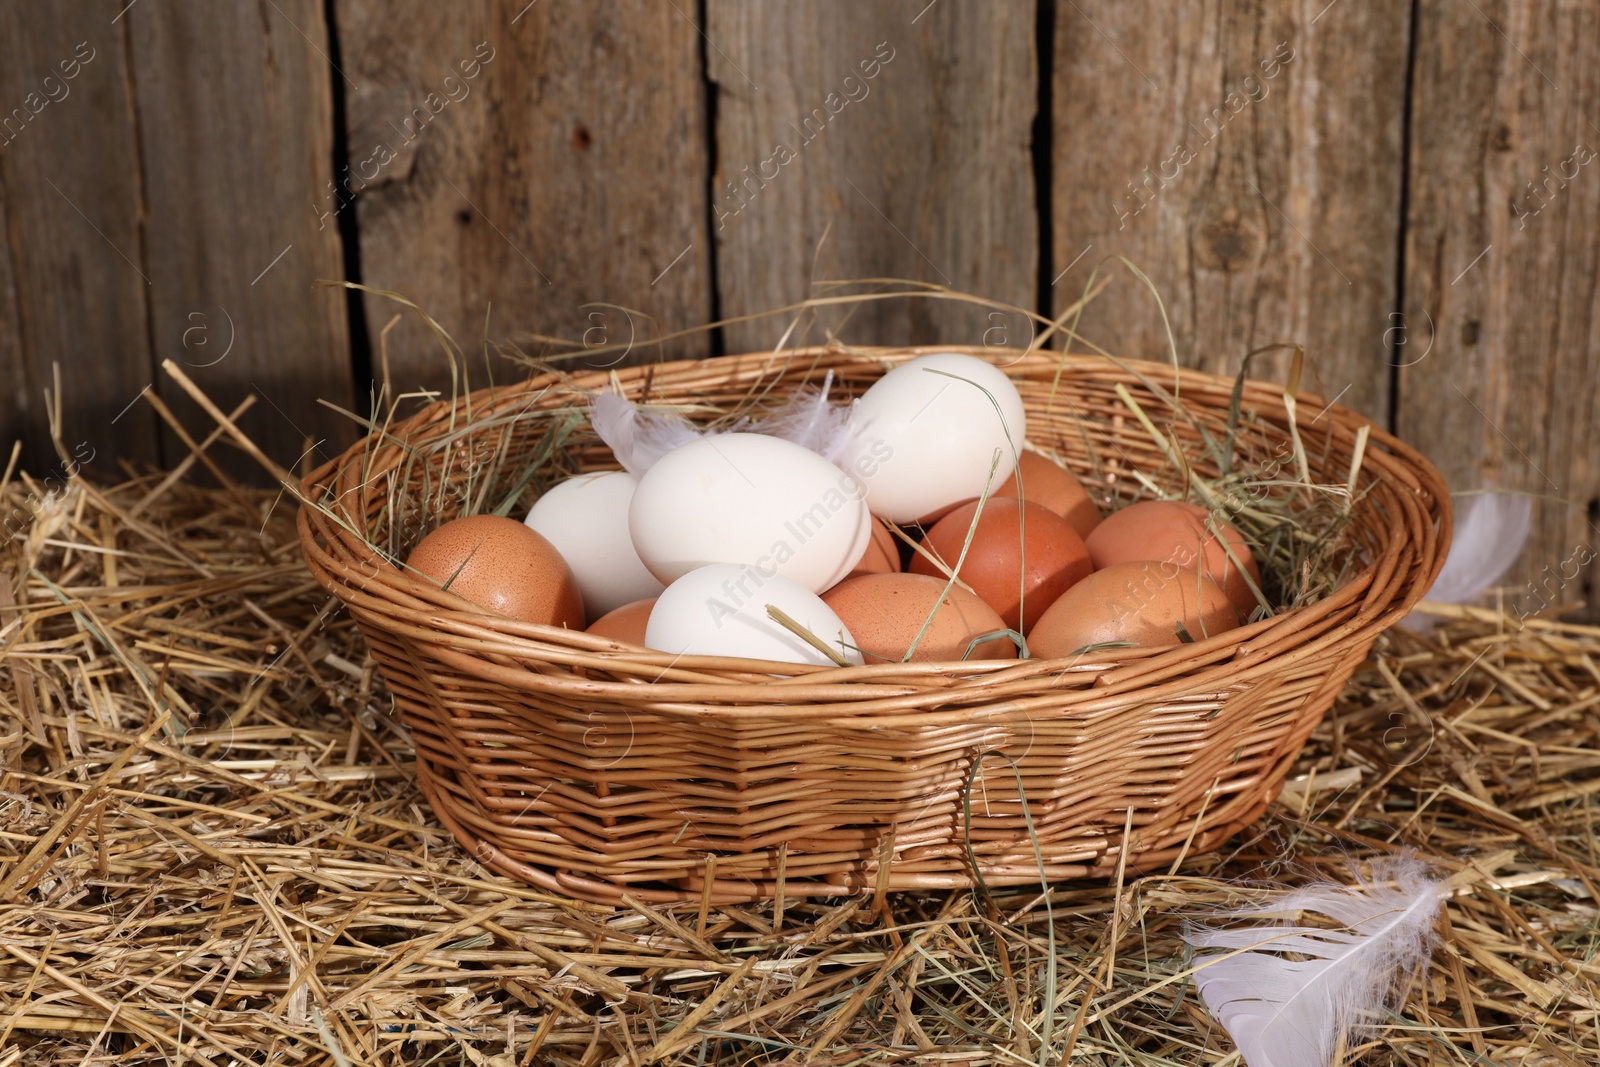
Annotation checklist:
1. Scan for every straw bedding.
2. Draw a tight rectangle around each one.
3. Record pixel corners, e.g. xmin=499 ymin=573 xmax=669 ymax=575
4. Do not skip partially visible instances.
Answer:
xmin=1 ymin=447 xmax=1597 ymax=1064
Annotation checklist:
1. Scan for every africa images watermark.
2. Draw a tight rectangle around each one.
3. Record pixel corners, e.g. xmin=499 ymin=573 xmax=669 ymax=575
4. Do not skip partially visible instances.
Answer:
xmin=705 ymin=438 xmax=893 ymax=627
xmin=313 ymin=41 xmax=497 ymax=231
xmin=1 ymin=40 xmax=96 ymax=149
xmin=1112 ymin=41 xmax=1296 ymax=230
xmin=1 ymin=443 xmax=96 ymax=543
xmin=1512 ymin=142 xmax=1595 ymax=231
xmin=1509 ymin=541 xmax=1595 ymax=624
xmin=713 ymin=41 xmax=897 ymax=231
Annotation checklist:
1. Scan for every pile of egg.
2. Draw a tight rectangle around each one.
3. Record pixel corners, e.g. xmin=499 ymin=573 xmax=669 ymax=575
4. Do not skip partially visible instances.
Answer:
xmin=404 ymin=354 xmax=1261 ymax=667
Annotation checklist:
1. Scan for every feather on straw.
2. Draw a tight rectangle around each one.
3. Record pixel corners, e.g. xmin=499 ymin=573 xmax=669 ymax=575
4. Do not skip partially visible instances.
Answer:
xmin=1185 ymin=854 xmax=1445 ymax=1067
xmin=1430 ymin=492 xmax=1533 ymax=602
xmin=1403 ymin=491 xmax=1532 ymax=630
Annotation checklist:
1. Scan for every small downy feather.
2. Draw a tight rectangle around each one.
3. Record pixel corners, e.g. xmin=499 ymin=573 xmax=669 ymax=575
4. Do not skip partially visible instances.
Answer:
xmin=1402 ymin=491 xmax=1532 ymax=631
xmin=743 ymin=370 xmax=857 ymax=466
xmin=588 ymin=390 xmax=705 ymax=477
xmin=1185 ymin=854 xmax=1445 ymax=1067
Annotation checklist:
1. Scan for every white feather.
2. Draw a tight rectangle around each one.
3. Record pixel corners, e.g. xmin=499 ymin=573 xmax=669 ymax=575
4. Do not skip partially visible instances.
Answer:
xmin=1402 ymin=491 xmax=1533 ymax=630
xmin=588 ymin=390 xmax=705 ymax=477
xmin=1185 ymin=855 xmax=1444 ymax=1067
xmin=1425 ymin=492 xmax=1533 ymax=603
xmin=743 ymin=370 xmax=857 ymax=465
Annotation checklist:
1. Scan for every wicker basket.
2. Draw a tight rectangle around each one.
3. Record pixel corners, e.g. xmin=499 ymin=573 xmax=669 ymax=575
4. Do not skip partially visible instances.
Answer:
xmin=298 ymin=346 xmax=1450 ymax=904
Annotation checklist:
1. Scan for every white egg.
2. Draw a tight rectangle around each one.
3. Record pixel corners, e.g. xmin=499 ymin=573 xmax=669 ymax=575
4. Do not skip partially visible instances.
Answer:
xmin=524 ymin=471 xmax=664 ymax=617
xmin=629 ymin=433 xmax=872 ymax=593
xmin=839 ymin=353 xmax=1027 ymax=524
xmin=645 ymin=564 xmax=864 ymax=666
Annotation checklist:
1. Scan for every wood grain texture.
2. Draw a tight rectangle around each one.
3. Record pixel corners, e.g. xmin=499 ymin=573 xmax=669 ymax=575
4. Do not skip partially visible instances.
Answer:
xmin=334 ymin=0 xmax=711 ymax=396
xmin=1400 ymin=0 xmax=1600 ymax=617
xmin=708 ymin=0 xmax=1039 ymax=356
xmin=0 ymin=4 xmax=159 ymax=475
xmin=126 ymin=0 xmax=353 ymax=480
xmin=1050 ymin=1 xmax=1408 ymax=424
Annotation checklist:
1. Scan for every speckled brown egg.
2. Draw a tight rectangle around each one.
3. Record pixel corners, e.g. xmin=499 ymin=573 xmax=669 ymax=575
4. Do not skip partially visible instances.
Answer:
xmin=910 ymin=498 xmax=1092 ymax=633
xmin=405 ymin=514 xmax=584 ymax=628
xmin=995 ymin=449 xmax=1102 ymax=540
xmin=822 ymin=572 xmax=1015 ymax=662
xmin=1027 ymin=561 xmax=1240 ymax=658
xmin=1084 ymin=500 xmax=1261 ymax=617
xmin=848 ymin=519 xmax=901 ymax=578
xmin=586 ymin=597 xmax=656 ymax=645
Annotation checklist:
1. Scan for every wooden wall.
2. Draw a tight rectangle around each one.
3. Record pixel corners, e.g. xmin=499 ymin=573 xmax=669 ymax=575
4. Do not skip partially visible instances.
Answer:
xmin=1 ymin=1 xmax=1595 ymax=616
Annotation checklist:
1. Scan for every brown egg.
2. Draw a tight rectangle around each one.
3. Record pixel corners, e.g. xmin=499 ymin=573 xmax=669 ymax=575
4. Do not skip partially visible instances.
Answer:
xmin=996 ymin=449 xmax=1102 ymax=540
xmin=586 ymin=597 xmax=656 ymax=645
xmin=1084 ymin=500 xmax=1261 ymax=617
xmin=1027 ymin=561 xmax=1240 ymax=658
xmin=849 ymin=519 xmax=901 ymax=577
xmin=823 ymin=573 xmax=1015 ymax=662
xmin=910 ymin=498 xmax=1092 ymax=633
xmin=405 ymin=514 xmax=584 ymax=628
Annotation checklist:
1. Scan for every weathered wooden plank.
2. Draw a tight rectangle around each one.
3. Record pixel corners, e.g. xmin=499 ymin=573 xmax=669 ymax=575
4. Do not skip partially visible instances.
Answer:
xmin=335 ymin=0 xmax=711 ymax=395
xmin=0 ymin=4 xmax=159 ymax=476
xmin=126 ymin=0 xmax=353 ymax=480
xmin=1401 ymin=0 xmax=1600 ymax=617
xmin=708 ymin=0 xmax=1039 ymax=356
xmin=1051 ymin=1 xmax=1408 ymax=424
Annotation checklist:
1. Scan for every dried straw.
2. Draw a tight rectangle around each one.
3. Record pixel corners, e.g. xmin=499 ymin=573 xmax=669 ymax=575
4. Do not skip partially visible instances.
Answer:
xmin=0 ymin=394 xmax=1594 ymax=1063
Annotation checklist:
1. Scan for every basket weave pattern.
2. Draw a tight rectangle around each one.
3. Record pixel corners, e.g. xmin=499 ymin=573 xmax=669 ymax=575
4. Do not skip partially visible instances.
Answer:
xmin=299 ymin=347 xmax=1450 ymax=904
